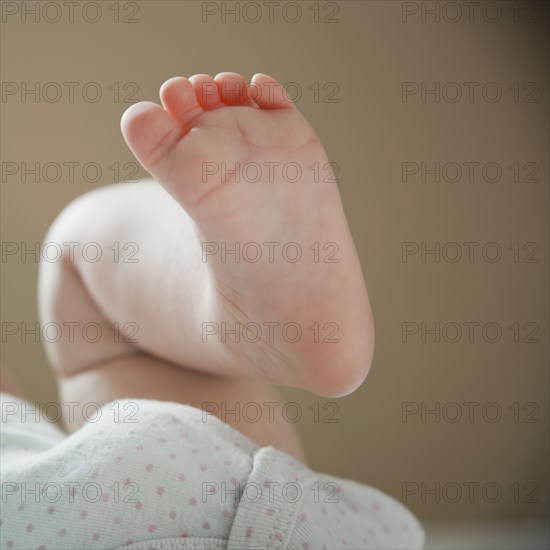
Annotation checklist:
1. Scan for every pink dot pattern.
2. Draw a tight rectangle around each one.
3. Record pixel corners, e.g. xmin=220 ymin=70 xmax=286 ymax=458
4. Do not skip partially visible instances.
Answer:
xmin=0 ymin=395 xmax=424 ymax=549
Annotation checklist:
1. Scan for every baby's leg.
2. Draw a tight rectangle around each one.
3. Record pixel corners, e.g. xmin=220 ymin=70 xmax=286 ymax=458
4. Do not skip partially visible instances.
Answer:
xmin=119 ymin=73 xmax=374 ymax=398
xmin=58 ymin=353 xmax=306 ymax=460
xmin=38 ymin=194 xmax=304 ymax=458
xmin=39 ymin=180 xmax=230 ymax=379
xmin=39 ymin=72 xmax=374 ymax=457
xmin=41 ymin=73 xmax=374 ymax=397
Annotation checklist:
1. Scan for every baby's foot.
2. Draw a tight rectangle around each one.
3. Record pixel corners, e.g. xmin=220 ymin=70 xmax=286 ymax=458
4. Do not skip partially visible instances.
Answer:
xmin=121 ymin=73 xmax=373 ymax=397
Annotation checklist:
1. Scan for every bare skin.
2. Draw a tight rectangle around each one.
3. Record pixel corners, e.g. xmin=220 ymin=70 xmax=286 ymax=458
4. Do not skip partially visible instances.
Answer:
xmin=36 ymin=72 xmax=375 ymax=461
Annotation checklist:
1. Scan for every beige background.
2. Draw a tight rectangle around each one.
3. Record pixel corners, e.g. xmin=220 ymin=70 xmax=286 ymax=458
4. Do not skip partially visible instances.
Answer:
xmin=1 ymin=0 xmax=548 ymax=525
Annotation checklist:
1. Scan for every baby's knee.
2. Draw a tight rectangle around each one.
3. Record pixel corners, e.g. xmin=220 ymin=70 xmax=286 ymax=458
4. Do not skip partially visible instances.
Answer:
xmin=38 ymin=187 xmax=137 ymax=376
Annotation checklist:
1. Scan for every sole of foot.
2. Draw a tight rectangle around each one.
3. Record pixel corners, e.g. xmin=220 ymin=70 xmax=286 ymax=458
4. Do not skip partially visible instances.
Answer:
xmin=121 ymin=72 xmax=374 ymax=397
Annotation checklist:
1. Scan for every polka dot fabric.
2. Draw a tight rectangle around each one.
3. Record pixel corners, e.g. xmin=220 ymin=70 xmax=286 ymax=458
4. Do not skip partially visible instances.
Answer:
xmin=0 ymin=393 xmax=424 ymax=549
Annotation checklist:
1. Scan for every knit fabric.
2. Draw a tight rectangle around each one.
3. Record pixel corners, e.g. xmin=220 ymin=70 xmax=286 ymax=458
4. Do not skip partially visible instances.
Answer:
xmin=0 ymin=393 xmax=424 ymax=549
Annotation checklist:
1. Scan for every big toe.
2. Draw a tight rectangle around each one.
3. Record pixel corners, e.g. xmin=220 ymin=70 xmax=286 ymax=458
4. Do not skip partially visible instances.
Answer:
xmin=120 ymin=101 xmax=181 ymax=177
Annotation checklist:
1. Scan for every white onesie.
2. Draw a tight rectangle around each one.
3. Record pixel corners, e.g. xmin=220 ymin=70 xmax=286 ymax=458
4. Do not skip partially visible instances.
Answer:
xmin=0 ymin=392 xmax=424 ymax=549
